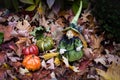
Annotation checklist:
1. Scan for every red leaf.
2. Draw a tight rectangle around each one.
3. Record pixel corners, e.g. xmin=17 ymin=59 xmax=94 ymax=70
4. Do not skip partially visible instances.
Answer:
xmin=79 ymin=60 xmax=91 ymax=71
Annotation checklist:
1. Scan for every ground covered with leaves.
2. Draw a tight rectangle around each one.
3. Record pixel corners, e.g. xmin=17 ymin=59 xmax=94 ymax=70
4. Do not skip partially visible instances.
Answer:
xmin=0 ymin=7 xmax=120 ymax=80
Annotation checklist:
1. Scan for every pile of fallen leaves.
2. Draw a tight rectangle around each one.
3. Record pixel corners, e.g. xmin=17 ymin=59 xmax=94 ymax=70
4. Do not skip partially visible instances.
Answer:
xmin=0 ymin=9 xmax=120 ymax=80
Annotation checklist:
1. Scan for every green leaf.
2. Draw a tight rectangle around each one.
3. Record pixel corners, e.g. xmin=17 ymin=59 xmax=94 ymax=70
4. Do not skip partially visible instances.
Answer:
xmin=25 ymin=5 xmax=36 ymax=11
xmin=0 ymin=32 xmax=4 ymax=44
xmin=35 ymin=0 xmax=40 ymax=5
xmin=12 ymin=0 xmax=19 ymax=12
xmin=82 ymin=0 xmax=88 ymax=9
xmin=20 ymin=0 xmax=34 ymax=4
xmin=72 ymin=2 xmax=79 ymax=14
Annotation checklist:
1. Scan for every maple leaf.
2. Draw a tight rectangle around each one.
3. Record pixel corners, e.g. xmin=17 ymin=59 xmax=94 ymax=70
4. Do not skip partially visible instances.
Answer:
xmin=96 ymin=63 xmax=120 ymax=80
xmin=16 ymin=20 xmax=30 ymax=30
xmin=15 ymin=20 xmax=33 ymax=37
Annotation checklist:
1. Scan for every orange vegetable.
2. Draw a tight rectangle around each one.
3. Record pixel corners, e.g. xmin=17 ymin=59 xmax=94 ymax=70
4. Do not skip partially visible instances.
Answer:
xmin=22 ymin=55 xmax=41 ymax=71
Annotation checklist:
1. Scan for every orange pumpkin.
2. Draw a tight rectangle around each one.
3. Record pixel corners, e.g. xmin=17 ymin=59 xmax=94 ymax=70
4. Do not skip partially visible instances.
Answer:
xmin=22 ymin=55 xmax=41 ymax=71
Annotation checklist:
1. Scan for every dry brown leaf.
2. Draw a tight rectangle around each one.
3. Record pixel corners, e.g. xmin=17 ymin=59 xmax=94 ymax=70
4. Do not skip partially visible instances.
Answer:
xmin=96 ymin=63 xmax=120 ymax=80
xmin=16 ymin=20 xmax=30 ymax=30
xmin=15 ymin=37 xmax=31 ymax=44
xmin=39 ymin=16 xmax=49 ymax=28
xmin=0 ymin=25 xmax=13 ymax=41
xmin=0 ymin=68 xmax=7 ymax=80
xmin=81 ymin=11 xmax=91 ymax=23
xmin=0 ymin=51 xmax=7 ymax=65
xmin=90 ymin=34 xmax=103 ymax=49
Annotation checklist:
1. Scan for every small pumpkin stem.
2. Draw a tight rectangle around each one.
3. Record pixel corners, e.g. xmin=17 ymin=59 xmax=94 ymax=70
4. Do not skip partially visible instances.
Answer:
xmin=32 ymin=54 xmax=34 ymax=58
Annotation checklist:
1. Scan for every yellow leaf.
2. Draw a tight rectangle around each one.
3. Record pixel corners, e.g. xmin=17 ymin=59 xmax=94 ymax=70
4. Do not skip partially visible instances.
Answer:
xmin=41 ymin=52 xmax=59 ymax=60
xmin=96 ymin=63 xmax=120 ymax=80
xmin=54 ymin=57 xmax=61 ymax=66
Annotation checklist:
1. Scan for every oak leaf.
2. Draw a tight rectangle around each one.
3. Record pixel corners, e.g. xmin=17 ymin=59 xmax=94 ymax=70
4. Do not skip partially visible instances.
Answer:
xmin=96 ymin=63 xmax=120 ymax=80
